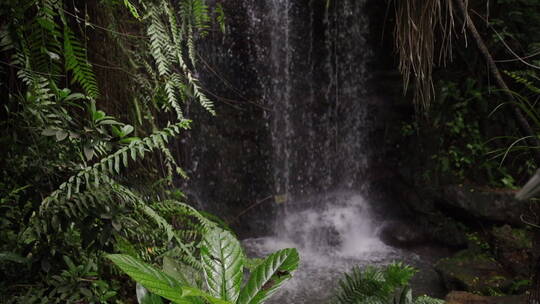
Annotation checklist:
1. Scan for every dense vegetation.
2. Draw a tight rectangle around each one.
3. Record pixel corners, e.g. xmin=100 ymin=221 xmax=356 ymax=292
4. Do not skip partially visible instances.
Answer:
xmin=0 ymin=0 xmax=232 ymax=302
xmin=0 ymin=0 xmax=539 ymax=303
xmin=394 ymin=0 xmax=540 ymax=187
xmin=391 ymin=0 xmax=540 ymax=301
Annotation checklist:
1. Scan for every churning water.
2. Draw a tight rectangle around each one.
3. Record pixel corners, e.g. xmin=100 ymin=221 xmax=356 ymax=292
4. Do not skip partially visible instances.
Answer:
xmin=242 ymin=189 xmax=447 ymax=303
xmin=243 ymin=191 xmax=406 ymax=303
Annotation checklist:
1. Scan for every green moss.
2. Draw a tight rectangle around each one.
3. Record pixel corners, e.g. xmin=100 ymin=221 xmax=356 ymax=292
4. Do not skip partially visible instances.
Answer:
xmin=492 ymin=225 xmax=532 ymax=250
xmin=435 ymin=249 xmax=511 ymax=295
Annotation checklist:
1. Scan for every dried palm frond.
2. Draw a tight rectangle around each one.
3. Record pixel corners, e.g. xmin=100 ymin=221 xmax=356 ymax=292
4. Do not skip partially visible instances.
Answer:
xmin=394 ymin=0 xmax=464 ymax=113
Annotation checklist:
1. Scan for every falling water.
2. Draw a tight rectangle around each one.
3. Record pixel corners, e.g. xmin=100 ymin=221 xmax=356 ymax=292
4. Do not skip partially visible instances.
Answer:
xmin=242 ymin=1 xmax=401 ymax=303
xmin=192 ymin=0 xmax=446 ymax=302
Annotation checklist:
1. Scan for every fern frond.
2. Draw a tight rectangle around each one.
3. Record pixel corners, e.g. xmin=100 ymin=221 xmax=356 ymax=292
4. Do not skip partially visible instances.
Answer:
xmin=123 ymin=0 xmax=141 ymax=20
xmin=144 ymin=1 xmax=216 ymax=116
xmin=383 ymin=262 xmax=417 ymax=289
xmin=333 ymin=263 xmax=417 ymax=304
xmin=333 ymin=266 xmax=388 ymax=304
xmin=215 ymin=4 xmax=226 ymax=34
xmin=63 ymin=26 xmax=99 ymax=98
xmin=504 ymin=70 xmax=540 ymax=94
xmin=147 ymin=6 xmax=171 ymax=77
xmin=40 ymin=120 xmax=191 ymax=209
xmin=184 ymin=0 xmax=210 ymax=35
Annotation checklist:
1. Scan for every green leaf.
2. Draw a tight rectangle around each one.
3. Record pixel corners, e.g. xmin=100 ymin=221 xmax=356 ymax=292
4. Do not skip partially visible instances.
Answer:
xmin=122 ymin=124 xmax=134 ymax=136
xmin=107 ymin=255 xmax=230 ymax=304
xmin=55 ymin=130 xmax=68 ymax=141
xmin=123 ymin=0 xmax=141 ymax=19
xmin=122 ymin=150 xmax=129 ymax=167
xmin=84 ymin=143 xmax=94 ymax=160
xmin=114 ymin=155 xmax=120 ymax=173
xmin=181 ymin=287 xmax=232 ymax=304
xmin=131 ymin=146 xmax=137 ymax=161
xmin=201 ymin=228 xmax=244 ymax=302
xmin=0 ymin=252 xmax=29 ymax=264
xmin=237 ymin=248 xmax=299 ymax=304
xmin=163 ymin=256 xmax=200 ymax=288
xmin=98 ymin=119 xmax=123 ymax=126
xmin=137 ymin=283 xmax=164 ymax=304
xmin=120 ymin=137 xmax=141 ymax=144
xmin=111 ymin=125 xmax=122 ymax=137
xmin=64 ymin=93 xmax=86 ymax=101
xmin=398 ymin=286 xmax=412 ymax=304
xmin=42 ymin=128 xmax=58 ymax=136
xmin=107 ymin=254 xmax=190 ymax=304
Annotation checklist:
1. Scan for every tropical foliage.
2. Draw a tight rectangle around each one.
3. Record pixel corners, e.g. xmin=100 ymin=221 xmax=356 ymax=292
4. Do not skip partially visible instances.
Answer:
xmin=0 ymin=0 xmax=226 ymax=301
xmin=107 ymin=222 xmax=300 ymax=304
xmin=393 ymin=0 xmax=540 ymax=187
xmin=332 ymin=263 xmax=444 ymax=304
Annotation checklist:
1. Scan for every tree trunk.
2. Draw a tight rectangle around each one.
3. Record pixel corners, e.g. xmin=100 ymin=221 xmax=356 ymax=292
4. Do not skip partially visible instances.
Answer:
xmin=452 ymin=0 xmax=540 ymax=162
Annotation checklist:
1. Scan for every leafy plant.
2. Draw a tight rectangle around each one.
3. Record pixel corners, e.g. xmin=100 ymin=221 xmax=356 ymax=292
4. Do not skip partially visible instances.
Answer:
xmin=108 ymin=226 xmax=300 ymax=304
xmin=46 ymin=256 xmax=117 ymax=303
xmin=0 ymin=0 xmax=226 ymax=301
xmin=332 ymin=262 xmax=443 ymax=304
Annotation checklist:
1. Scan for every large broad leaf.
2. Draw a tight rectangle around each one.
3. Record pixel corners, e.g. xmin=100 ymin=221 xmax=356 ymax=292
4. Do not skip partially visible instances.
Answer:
xmin=108 ymin=254 xmax=189 ymax=304
xmin=136 ymin=283 xmax=164 ymax=304
xmin=107 ymin=254 xmax=230 ymax=304
xmin=0 ymin=252 xmax=29 ymax=264
xmin=237 ymin=248 xmax=299 ymax=304
xmin=163 ymin=256 xmax=201 ymax=287
xmin=201 ymin=228 xmax=244 ymax=302
xmin=163 ymin=256 xmax=204 ymax=304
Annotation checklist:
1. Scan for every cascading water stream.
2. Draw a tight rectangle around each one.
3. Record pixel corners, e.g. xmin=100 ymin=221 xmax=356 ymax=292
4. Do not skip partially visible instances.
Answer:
xmin=192 ymin=0 xmax=447 ymax=302
xmin=242 ymin=1 xmax=403 ymax=302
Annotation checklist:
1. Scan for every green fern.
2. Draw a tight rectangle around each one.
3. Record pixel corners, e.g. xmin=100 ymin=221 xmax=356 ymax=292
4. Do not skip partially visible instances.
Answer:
xmin=332 ymin=263 xmax=431 ymax=304
xmin=63 ymin=26 xmax=99 ymax=99
xmin=215 ymin=4 xmax=227 ymax=34
xmin=333 ymin=266 xmax=388 ymax=304
xmin=40 ymin=120 xmax=191 ymax=209
xmin=504 ymin=70 xmax=540 ymax=95
xmin=123 ymin=0 xmax=141 ymax=20
xmin=144 ymin=1 xmax=216 ymax=117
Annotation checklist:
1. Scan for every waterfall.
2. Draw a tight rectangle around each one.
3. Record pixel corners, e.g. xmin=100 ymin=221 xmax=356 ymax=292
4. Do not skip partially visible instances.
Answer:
xmin=188 ymin=1 xmax=447 ymax=302
xmin=240 ymin=1 xmax=396 ymax=302
xmin=243 ymin=0 xmax=384 ymax=250
xmin=245 ymin=0 xmax=374 ymax=195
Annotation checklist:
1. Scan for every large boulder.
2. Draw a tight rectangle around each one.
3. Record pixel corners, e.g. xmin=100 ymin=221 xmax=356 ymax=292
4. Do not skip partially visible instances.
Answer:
xmin=442 ymin=185 xmax=528 ymax=225
xmin=435 ymin=250 xmax=512 ymax=294
xmin=445 ymin=291 xmax=526 ymax=304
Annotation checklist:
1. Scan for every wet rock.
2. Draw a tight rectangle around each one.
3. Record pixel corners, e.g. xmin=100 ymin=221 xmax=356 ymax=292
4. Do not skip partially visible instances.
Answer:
xmin=380 ymin=220 xmax=427 ymax=247
xmin=491 ymin=225 xmax=533 ymax=278
xmin=424 ymin=213 xmax=469 ymax=248
xmin=445 ymin=291 xmax=526 ymax=304
xmin=442 ymin=185 xmax=527 ymax=225
xmin=435 ymin=250 xmax=512 ymax=294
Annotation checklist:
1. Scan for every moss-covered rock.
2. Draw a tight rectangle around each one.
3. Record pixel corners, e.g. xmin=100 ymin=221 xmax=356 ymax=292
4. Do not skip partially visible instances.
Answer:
xmin=442 ymin=185 xmax=527 ymax=225
xmin=445 ymin=291 xmax=526 ymax=304
xmin=435 ymin=250 xmax=512 ymax=294
xmin=491 ymin=225 xmax=533 ymax=278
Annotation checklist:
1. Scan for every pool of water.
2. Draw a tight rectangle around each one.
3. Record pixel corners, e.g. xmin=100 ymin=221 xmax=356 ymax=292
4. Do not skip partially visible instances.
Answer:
xmin=241 ymin=192 xmax=448 ymax=303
